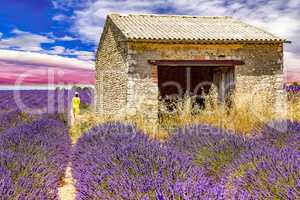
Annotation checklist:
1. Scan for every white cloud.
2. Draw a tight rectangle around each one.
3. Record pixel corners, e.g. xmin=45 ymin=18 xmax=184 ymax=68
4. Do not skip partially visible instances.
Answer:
xmin=284 ymin=50 xmax=300 ymax=82
xmin=51 ymin=0 xmax=91 ymax=10
xmin=0 ymin=29 xmax=54 ymax=51
xmin=56 ymin=35 xmax=77 ymax=41
xmin=63 ymin=0 xmax=299 ymax=71
xmin=284 ymin=51 xmax=300 ymax=72
xmin=0 ymin=29 xmax=88 ymax=61
xmin=48 ymin=46 xmax=66 ymax=54
xmin=52 ymin=14 xmax=68 ymax=21
xmin=72 ymin=50 xmax=95 ymax=61
xmin=71 ymin=0 xmax=162 ymax=43
xmin=46 ymin=32 xmax=77 ymax=41
xmin=48 ymin=45 xmax=95 ymax=61
xmin=0 ymin=32 xmax=3 ymax=38
xmin=52 ymin=0 xmax=59 ymax=9
xmin=52 ymin=0 xmax=72 ymax=9
xmin=0 ymin=49 xmax=94 ymax=70
xmin=68 ymin=0 xmax=300 ymax=47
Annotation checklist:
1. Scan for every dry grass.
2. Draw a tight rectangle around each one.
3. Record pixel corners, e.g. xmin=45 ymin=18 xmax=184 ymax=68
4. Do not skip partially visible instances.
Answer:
xmin=69 ymin=111 xmax=168 ymax=143
xmin=69 ymin=90 xmax=300 ymax=143
xmin=69 ymin=113 xmax=112 ymax=143
xmin=160 ymin=89 xmax=300 ymax=135
xmin=287 ymin=93 xmax=300 ymax=120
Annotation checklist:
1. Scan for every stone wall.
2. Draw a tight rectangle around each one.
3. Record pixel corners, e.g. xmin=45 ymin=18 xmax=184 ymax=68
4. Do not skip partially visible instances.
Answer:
xmin=96 ymin=27 xmax=284 ymax=121
xmin=126 ymin=42 xmax=284 ymax=121
xmin=95 ymin=19 xmax=128 ymax=117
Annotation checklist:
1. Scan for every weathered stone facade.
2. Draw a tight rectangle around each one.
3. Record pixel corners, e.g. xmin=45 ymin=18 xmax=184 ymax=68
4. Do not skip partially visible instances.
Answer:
xmin=95 ymin=14 xmax=286 ymax=122
xmin=95 ymin=18 xmax=128 ymax=117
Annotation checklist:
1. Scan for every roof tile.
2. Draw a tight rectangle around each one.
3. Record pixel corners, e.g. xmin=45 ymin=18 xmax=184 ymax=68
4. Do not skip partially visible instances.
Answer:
xmin=109 ymin=14 xmax=286 ymax=43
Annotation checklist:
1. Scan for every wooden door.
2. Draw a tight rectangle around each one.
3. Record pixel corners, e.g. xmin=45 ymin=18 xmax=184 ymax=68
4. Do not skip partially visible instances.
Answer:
xmin=213 ymin=67 xmax=235 ymax=102
xmin=213 ymin=70 xmax=223 ymax=101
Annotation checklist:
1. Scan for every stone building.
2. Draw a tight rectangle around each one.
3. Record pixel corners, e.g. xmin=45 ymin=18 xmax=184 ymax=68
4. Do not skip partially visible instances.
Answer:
xmin=95 ymin=13 xmax=288 ymax=121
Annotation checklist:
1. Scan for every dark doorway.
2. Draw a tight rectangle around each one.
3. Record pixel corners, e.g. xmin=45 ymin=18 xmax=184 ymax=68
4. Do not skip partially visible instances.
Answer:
xmin=157 ymin=65 xmax=235 ymax=106
xmin=158 ymin=66 xmax=213 ymax=97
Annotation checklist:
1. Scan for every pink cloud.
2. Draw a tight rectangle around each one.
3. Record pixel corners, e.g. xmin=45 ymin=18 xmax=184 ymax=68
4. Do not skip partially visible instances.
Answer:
xmin=0 ymin=63 xmax=95 ymax=84
xmin=0 ymin=50 xmax=95 ymax=85
xmin=0 ymin=50 xmax=94 ymax=70
xmin=284 ymin=52 xmax=300 ymax=83
xmin=286 ymin=71 xmax=300 ymax=83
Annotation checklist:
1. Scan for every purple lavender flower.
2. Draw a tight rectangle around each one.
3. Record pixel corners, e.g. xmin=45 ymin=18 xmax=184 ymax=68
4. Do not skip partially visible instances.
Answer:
xmin=0 ymin=166 xmax=14 ymax=199
xmin=222 ymin=146 xmax=300 ymax=199
xmin=0 ymin=110 xmax=23 ymax=132
xmin=258 ymin=120 xmax=300 ymax=149
xmin=284 ymin=84 xmax=300 ymax=93
xmin=72 ymin=122 xmax=216 ymax=199
xmin=167 ymin=124 xmax=254 ymax=178
xmin=0 ymin=118 xmax=71 ymax=199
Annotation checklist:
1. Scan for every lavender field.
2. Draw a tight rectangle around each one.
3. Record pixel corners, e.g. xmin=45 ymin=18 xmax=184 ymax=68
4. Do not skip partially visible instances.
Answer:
xmin=72 ymin=122 xmax=299 ymax=199
xmin=0 ymin=89 xmax=92 ymax=199
xmin=0 ymin=118 xmax=71 ymax=199
xmin=0 ymin=88 xmax=93 ymax=113
xmin=0 ymin=90 xmax=299 ymax=199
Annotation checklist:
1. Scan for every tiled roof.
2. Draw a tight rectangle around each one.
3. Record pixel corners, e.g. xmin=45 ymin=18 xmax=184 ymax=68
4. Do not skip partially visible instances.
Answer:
xmin=109 ymin=14 xmax=287 ymax=43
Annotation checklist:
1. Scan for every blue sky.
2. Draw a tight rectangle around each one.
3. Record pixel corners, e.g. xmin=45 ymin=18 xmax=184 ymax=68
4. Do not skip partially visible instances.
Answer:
xmin=0 ymin=0 xmax=95 ymax=61
xmin=0 ymin=0 xmax=300 ymax=82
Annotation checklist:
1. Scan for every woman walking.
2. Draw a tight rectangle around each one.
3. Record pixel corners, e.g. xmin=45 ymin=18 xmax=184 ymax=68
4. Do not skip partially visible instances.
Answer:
xmin=72 ymin=92 xmax=81 ymax=120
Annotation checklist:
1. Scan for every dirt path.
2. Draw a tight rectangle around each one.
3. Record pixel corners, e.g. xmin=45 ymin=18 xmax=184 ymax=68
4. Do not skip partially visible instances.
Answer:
xmin=58 ymin=163 xmax=76 ymax=200
xmin=58 ymin=114 xmax=84 ymax=200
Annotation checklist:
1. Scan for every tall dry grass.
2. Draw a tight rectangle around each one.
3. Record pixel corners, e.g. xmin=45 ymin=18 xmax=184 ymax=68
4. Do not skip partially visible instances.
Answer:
xmin=70 ymin=90 xmax=300 ymax=142
xmin=159 ymin=91 xmax=280 ymax=134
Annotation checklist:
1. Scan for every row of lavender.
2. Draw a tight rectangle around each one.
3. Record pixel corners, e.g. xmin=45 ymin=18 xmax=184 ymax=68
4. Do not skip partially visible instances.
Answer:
xmin=0 ymin=88 xmax=94 ymax=113
xmin=73 ymin=121 xmax=299 ymax=199
xmin=0 ymin=98 xmax=72 ymax=198
xmin=0 ymin=117 xmax=71 ymax=199
xmin=0 ymin=88 xmax=91 ymax=198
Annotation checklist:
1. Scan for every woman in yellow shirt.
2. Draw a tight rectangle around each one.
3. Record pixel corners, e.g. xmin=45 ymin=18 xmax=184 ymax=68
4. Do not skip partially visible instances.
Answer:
xmin=72 ymin=92 xmax=81 ymax=119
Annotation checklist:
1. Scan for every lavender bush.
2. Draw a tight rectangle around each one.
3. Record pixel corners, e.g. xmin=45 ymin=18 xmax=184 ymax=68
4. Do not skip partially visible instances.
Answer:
xmin=0 ymin=110 xmax=35 ymax=132
xmin=166 ymin=124 xmax=230 ymax=154
xmin=258 ymin=119 xmax=300 ymax=150
xmin=0 ymin=118 xmax=71 ymax=199
xmin=0 ymin=166 xmax=14 ymax=199
xmin=222 ymin=146 xmax=300 ymax=199
xmin=72 ymin=122 xmax=218 ymax=200
xmin=72 ymin=121 xmax=299 ymax=199
xmin=167 ymin=124 xmax=253 ymax=178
